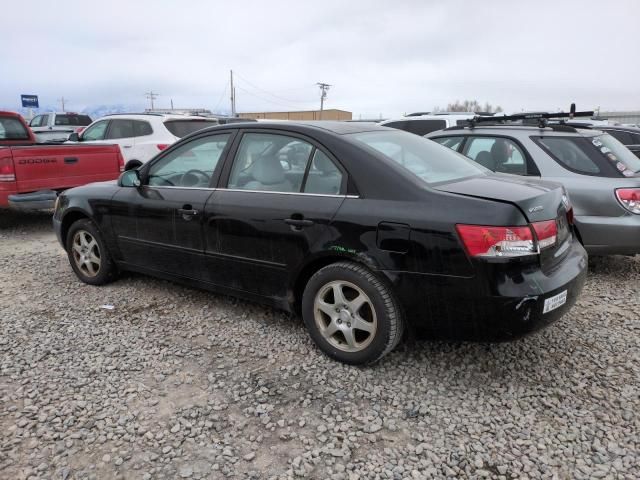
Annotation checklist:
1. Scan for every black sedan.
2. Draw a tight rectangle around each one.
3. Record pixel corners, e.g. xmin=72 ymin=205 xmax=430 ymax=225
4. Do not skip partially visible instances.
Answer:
xmin=53 ymin=121 xmax=588 ymax=364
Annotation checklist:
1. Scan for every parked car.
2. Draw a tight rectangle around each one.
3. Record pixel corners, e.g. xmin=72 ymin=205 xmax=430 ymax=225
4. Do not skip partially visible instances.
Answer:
xmin=67 ymin=113 xmax=221 ymax=170
xmin=0 ymin=111 xmax=124 ymax=210
xmin=54 ymin=121 xmax=587 ymax=364
xmin=29 ymin=112 xmax=93 ymax=143
xmin=380 ymin=112 xmax=491 ymax=136
xmin=426 ymin=121 xmax=640 ymax=255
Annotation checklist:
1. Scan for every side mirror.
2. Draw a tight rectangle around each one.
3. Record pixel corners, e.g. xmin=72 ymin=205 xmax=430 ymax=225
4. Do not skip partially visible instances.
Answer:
xmin=118 ymin=169 xmax=141 ymax=187
xmin=68 ymin=132 xmax=80 ymax=142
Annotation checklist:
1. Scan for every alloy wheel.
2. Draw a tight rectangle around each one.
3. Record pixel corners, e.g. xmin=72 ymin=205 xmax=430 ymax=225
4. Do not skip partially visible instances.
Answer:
xmin=313 ymin=280 xmax=377 ymax=353
xmin=71 ymin=230 xmax=101 ymax=278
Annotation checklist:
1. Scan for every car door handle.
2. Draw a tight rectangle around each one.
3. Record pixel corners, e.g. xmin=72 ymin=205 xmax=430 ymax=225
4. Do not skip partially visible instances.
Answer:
xmin=122 ymin=145 xmax=133 ymax=148
xmin=178 ymin=208 xmax=199 ymax=217
xmin=284 ymin=217 xmax=314 ymax=228
xmin=64 ymin=157 xmax=79 ymax=164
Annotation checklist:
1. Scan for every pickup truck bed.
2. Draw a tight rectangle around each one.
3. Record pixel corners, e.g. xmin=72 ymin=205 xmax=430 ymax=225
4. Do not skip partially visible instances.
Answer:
xmin=1 ymin=111 xmax=123 ymax=210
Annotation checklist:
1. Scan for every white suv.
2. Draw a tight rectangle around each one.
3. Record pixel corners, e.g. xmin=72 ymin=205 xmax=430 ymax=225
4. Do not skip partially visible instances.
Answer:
xmin=68 ymin=113 xmax=221 ymax=169
xmin=380 ymin=112 xmax=487 ymax=136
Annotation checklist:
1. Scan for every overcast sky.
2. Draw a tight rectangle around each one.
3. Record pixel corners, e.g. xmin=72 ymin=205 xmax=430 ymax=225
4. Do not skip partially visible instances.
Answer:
xmin=1 ymin=0 xmax=638 ymax=117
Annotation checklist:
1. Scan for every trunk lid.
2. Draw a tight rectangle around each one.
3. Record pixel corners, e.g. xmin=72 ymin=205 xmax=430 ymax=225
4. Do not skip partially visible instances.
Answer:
xmin=435 ymin=173 xmax=572 ymax=269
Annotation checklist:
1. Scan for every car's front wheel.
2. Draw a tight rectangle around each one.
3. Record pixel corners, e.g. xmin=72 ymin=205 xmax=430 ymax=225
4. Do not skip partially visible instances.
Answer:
xmin=302 ymin=261 xmax=404 ymax=364
xmin=66 ymin=219 xmax=118 ymax=285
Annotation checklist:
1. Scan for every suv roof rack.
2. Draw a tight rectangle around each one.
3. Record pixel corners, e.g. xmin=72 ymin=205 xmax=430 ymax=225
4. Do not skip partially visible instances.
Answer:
xmin=468 ymin=103 xmax=593 ymax=128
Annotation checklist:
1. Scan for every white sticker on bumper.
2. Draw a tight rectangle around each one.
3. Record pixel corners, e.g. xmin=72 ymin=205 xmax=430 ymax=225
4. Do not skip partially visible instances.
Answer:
xmin=543 ymin=290 xmax=567 ymax=314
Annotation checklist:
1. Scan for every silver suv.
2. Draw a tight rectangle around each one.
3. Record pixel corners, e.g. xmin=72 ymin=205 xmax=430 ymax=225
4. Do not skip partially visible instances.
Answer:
xmin=426 ymin=123 xmax=640 ymax=255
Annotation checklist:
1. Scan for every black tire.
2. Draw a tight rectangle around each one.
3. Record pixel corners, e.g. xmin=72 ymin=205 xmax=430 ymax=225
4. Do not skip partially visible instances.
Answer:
xmin=125 ymin=159 xmax=143 ymax=171
xmin=301 ymin=261 xmax=404 ymax=365
xmin=65 ymin=219 xmax=118 ymax=285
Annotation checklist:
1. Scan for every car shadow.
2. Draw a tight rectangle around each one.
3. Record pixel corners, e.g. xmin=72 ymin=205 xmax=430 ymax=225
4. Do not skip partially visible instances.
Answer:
xmin=0 ymin=208 xmax=54 ymax=233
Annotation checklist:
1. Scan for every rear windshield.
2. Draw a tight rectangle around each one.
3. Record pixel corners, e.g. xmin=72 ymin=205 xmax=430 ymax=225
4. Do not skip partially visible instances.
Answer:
xmin=349 ymin=130 xmax=487 ymax=185
xmin=0 ymin=116 xmax=30 ymax=140
xmin=54 ymin=114 xmax=92 ymax=126
xmin=535 ymin=134 xmax=640 ymax=177
xmin=164 ymin=120 xmax=219 ymax=137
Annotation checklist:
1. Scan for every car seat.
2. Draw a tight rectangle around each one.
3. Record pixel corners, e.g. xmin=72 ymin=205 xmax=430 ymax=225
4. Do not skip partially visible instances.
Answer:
xmin=475 ymin=151 xmax=495 ymax=170
xmin=244 ymin=155 xmax=293 ymax=192
xmin=304 ymin=154 xmax=341 ymax=194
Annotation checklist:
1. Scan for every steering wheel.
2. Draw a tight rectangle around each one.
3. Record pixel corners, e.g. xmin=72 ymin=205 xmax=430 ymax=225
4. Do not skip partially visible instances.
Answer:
xmin=180 ymin=169 xmax=211 ymax=187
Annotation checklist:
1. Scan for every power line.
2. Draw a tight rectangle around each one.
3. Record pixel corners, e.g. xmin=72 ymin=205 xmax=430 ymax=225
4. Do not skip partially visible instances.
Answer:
xmin=233 ymin=71 xmax=314 ymax=105
xmin=234 ymin=85 xmax=305 ymax=111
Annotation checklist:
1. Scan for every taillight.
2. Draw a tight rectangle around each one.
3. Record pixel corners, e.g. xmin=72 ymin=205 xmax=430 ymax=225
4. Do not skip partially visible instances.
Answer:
xmin=531 ymin=220 xmax=557 ymax=249
xmin=0 ymin=155 xmax=16 ymax=182
xmin=117 ymin=151 xmax=125 ymax=172
xmin=156 ymin=144 xmax=170 ymax=151
xmin=615 ymin=188 xmax=640 ymax=214
xmin=456 ymin=224 xmax=536 ymax=257
xmin=566 ymin=207 xmax=574 ymax=225
xmin=75 ymin=127 xmax=86 ymax=133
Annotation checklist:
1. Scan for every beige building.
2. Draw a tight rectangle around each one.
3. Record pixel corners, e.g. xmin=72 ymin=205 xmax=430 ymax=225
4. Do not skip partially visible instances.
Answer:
xmin=238 ymin=109 xmax=352 ymax=121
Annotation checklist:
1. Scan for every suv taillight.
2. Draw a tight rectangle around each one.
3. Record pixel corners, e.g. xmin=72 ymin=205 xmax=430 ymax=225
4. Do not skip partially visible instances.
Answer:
xmin=615 ymin=188 xmax=640 ymax=214
xmin=156 ymin=144 xmax=170 ymax=151
xmin=457 ymin=220 xmax=559 ymax=258
xmin=0 ymin=155 xmax=16 ymax=182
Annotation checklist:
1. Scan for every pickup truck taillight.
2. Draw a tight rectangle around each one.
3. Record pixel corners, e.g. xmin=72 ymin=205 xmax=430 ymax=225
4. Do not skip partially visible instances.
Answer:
xmin=0 ymin=155 xmax=16 ymax=182
xmin=117 ymin=151 xmax=125 ymax=172
xmin=456 ymin=220 xmax=559 ymax=258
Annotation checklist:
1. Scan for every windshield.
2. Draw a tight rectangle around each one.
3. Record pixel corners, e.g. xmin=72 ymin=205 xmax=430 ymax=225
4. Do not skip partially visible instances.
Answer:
xmin=164 ymin=120 xmax=219 ymax=137
xmin=0 ymin=116 xmax=30 ymax=140
xmin=349 ymin=130 xmax=487 ymax=184
xmin=593 ymin=133 xmax=640 ymax=174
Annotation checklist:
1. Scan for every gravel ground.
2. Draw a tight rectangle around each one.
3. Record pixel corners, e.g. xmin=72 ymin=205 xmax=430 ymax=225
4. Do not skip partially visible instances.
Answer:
xmin=1 ymin=210 xmax=639 ymax=480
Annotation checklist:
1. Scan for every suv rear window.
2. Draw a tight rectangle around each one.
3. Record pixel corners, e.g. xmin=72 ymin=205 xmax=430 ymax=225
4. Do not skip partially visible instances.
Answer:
xmin=164 ymin=120 xmax=219 ymax=137
xmin=54 ymin=114 xmax=92 ymax=126
xmin=534 ymin=134 xmax=640 ymax=177
xmin=0 ymin=117 xmax=30 ymax=140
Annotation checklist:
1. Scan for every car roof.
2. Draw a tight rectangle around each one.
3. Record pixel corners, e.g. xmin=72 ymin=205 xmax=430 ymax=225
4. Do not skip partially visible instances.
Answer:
xmin=203 ymin=120 xmax=388 ymax=135
xmin=100 ymin=113 xmax=219 ymax=121
xmin=427 ymin=124 xmax=603 ymax=138
xmin=381 ymin=114 xmax=476 ymax=123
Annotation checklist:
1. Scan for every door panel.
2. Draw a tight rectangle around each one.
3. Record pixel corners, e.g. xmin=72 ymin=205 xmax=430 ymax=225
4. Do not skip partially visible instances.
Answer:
xmin=111 ymin=186 xmax=213 ymax=277
xmin=108 ymin=132 xmax=234 ymax=277
xmin=203 ymin=190 xmax=344 ymax=297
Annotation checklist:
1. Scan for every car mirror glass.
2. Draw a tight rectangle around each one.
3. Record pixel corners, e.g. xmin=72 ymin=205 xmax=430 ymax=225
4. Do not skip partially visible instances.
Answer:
xmin=118 ymin=170 xmax=141 ymax=187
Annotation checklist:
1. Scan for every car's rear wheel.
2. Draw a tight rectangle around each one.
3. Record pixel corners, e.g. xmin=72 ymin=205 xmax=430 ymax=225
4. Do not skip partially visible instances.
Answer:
xmin=302 ymin=261 xmax=404 ymax=364
xmin=66 ymin=219 xmax=118 ymax=285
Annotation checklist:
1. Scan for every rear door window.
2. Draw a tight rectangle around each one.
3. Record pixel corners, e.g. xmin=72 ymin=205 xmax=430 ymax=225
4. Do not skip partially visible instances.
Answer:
xmin=106 ymin=119 xmax=135 ymax=139
xmin=133 ymin=120 xmax=153 ymax=137
xmin=462 ymin=136 xmax=529 ymax=175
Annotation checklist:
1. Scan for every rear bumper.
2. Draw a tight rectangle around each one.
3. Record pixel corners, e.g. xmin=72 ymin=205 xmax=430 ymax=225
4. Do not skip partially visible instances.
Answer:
xmin=383 ymin=239 xmax=588 ymax=340
xmin=575 ymin=214 xmax=640 ymax=255
xmin=7 ymin=190 xmax=57 ymax=211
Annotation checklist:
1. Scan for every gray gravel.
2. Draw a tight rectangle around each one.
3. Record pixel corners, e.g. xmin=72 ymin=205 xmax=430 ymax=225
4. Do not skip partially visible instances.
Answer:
xmin=1 ymin=210 xmax=639 ymax=480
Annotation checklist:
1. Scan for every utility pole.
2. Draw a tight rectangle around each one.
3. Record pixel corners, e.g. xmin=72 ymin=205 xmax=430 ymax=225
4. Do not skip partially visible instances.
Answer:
xmin=230 ymin=70 xmax=236 ymax=117
xmin=317 ymin=83 xmax=331 ymax=120
xmin=58 ymin=96 xmax=67 ymax=112
xmin=170 ymin=98 xmax=174 ymax=109
xmin=145 ymin=91 xmax=159 ymax=110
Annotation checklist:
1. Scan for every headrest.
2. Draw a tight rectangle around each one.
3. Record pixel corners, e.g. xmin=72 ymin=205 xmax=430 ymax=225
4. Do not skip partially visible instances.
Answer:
xmin=251 ymin=156 xmax=285 ymax=185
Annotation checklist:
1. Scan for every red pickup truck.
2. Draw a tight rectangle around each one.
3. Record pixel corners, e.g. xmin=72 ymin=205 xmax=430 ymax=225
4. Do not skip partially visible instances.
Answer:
xmin=0 ymin=111 xmax=123 ymax=210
